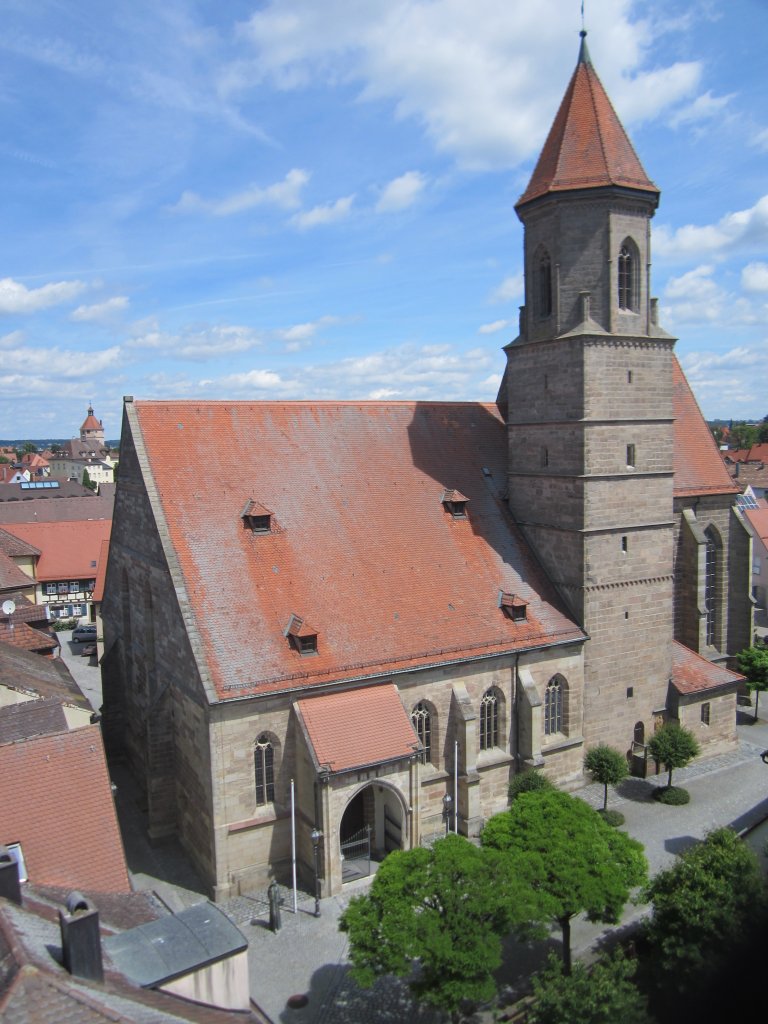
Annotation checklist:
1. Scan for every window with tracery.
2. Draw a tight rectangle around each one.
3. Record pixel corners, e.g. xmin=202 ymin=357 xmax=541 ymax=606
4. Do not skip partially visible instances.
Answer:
xmin=618 ymin=240 xmax=639 ymax=312
xmin=480 ymin=689 xmax=499 ymax=750
xmin=254 ymin=734 xmax=275 ymax=805
xmin=411 ymin=702 xmax=432 ymax=764
xmin=544 ymin=676 xmax=564 ymax=735
xmin=705 ymin=527 xmax=719 ymax=647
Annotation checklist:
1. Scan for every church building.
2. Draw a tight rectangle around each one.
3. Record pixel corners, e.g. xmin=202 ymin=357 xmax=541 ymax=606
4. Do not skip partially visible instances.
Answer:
xmin=101 ymin=35 xmax=751 ymax=901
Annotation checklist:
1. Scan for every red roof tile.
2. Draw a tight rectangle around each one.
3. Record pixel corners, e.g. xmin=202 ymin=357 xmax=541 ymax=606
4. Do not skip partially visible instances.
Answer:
xmin=295 ymin=684 xmax=418 ymax=773
xmin=1 ymin=520 xmax=111 ymax=581
xmin=0 ymin=620 xmax=57 ymax=654
xmin=673 ymin=358 xmax=740 ymax=498
xmin=132 ymin=400 xmax=585 ymax=700
xmin=745 ymin=507 xmax=768 ymax=545
xmin=724 ymin=443 xmax=768 ymax=464
xmin=517 ymin=35 xmax=658 ymax=208
xmin=92 ymin=538 xmax=110 ymax=603
xmin=0 ymin=723 xmax=130 ymax=892
xmin=671 ymin=641 xmax=744 ymax=696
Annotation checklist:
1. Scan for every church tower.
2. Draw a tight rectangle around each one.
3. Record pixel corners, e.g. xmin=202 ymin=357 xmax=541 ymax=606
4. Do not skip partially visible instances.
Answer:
xmin=504 ymin=32 xmax=675 ymax=753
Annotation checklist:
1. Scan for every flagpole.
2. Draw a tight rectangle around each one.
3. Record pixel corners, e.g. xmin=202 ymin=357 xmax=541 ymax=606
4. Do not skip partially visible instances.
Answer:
xmin=290 ymin=778 xmax=298 ymax=913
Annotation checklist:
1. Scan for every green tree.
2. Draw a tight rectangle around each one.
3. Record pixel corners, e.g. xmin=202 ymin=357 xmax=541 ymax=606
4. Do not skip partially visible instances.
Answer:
xmin=647 ymin=722 xmax=699 ymax=788
xmin=529 ymin=950 xmax=653 ymax=1024
xmin=81 ymin=468 xmax=97 ymax=492
xmin=339 ymin=834 xmax=532 ymax=1022
xmin=736 ymin=645 xmax=768 ymax=721
xmin=584 ymin=745 xmax=628 ymax=811
xmin=644 ymin=828 xmax=767 ymax=995
xmin=482 ymin=790 xmax=647 ymax=974
xmin=729 ymin=422 xmax=758 ymax=450
xmin=508 ymin=767 xmax=554 ymax=803
xmin=21 ymin=441 xmax=37 ymax=454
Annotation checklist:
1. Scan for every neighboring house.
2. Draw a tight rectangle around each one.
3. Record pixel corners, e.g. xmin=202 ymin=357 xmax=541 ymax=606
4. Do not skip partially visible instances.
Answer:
xmin=19 ymin=452 xmax=50 ymax=478
xmin=728 ymin=461 xmax=768 ymax=501
xmin=101 ymin=34 xmax=750 ymax=902
xmin=722 ymin=442 xmax=768 ymax=465
xmin=744 ymin=507 xmax=768 ymax=613
xmin=0 ymin=638 xmax=92 ymax=727
xmin=0 ymin=482 xmax=114 ymax=522
xmin=0 ymin=520 xmax=111 ymax=621
xmin=48 ymin=405 xmax=115 ymax=486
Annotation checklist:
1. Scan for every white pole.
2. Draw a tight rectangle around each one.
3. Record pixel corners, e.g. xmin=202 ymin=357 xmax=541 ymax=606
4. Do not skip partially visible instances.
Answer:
xmin=290 ymin=779 xmax=298 ymax=913
xmin=454 ymin=740 xmax=459 ymax=833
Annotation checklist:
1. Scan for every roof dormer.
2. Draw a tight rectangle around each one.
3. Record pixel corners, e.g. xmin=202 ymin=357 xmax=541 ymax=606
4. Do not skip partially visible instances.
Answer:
xmin=441 ymin=489 xmax=470 ymax=519
xmin=284 ymin=614 xmax=318 ymax=656
xmin=499 ymin=591 xmax=528 ymax=622
xmin=241 ymin=500 xmax=273 ymax=534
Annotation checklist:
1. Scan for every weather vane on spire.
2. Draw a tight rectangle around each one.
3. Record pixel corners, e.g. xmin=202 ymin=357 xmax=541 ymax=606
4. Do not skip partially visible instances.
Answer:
xmin=581 ymin=0 xmax=586 ymax=32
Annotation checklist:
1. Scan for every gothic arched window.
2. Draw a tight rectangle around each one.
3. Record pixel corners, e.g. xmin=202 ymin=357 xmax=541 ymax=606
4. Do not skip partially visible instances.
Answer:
xmin=544 ymin=676 xmax=565 ymax=735
xmin=254 ymin=734 xmax=275 ymax=805
xmin=480 ymin=688 xmax=501 ymax=750
xmin=704 ymin=526 xmax=721 ymax=648
xmin=536 ymin=251 xmax=553 ymax=318
xmin=618 ymin=239 xmax=639 ymax=312
xmin=411 ymin=702 xmax=433 ymax=764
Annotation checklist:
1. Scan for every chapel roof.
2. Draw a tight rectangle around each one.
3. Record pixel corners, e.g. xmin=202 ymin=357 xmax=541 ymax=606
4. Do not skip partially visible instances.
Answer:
xmin=516 ymin=32 xmax=658 ymax=209
xmin=670 ymin=641 xmax=744 ymax=696
xmin=672 ymin=357 xmax=740 ymax=498
xmin=129 ymin=400 xmax=586 ymax=702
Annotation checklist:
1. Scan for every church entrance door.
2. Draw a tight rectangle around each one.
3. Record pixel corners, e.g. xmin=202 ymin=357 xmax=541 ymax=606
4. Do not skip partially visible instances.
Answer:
xmin=339 ymin=783 xmax=405 ymax=883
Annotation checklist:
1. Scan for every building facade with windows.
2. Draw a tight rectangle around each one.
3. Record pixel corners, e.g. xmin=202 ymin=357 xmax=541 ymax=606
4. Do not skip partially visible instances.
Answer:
xmin=101 ymin=36 xmax=750 ymax=902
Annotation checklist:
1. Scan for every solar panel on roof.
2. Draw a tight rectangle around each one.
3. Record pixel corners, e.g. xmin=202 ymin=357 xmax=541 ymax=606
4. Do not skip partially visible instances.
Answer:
xmin=736 ymin=492 xmax=759 ymax=510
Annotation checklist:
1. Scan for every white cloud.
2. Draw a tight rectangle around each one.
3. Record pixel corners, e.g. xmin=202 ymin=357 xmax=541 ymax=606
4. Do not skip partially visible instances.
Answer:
xmin=126 ymin=323 xmax=263 ymax=360
xmin=742 ymin=262 xmax=768 ymax=292
xmin=278 ymin=315 xmax=339 ymax=350
xmin=490 ymin=273 xmax=523 ymax=303
xmin=0 ymin=342 xmax=122 ymax=379
xmin=669 ymin=89 xmax=733 ymax=129
xmin=661 ymin=265 xmax=727 ymax=325
xmin=291 ymin=195 xmax=354 ymax=229
xmin=478 ymin=319 xmax=511 ymax=335
xmin=0 ymin=278 xmax=87 ymax=314
xmin=655 ymin=195 xmax=768 ymax=259
xmin=376 ymin=171 xmax=427 ymax=212
xmin=172 ymin=168 xmax=309 ymax=216
xmin=70 ymin=296 xmax=129 ymax=322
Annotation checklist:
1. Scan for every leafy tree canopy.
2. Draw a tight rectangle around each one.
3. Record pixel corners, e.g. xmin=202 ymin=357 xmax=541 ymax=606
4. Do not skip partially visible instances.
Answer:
xmin=647 ymin=723 xmax=699 ymax=788
xmin=737 ymin=645 xmax=768 ymax=719
xmin=584 ymin=745 xmax=628 ymax=811
xmin=529 ymin=950 xmax=653 ymax=1024
xmin=508 ymin=768 xmax=555 ymax=803
xmin=339 ymin=834 xmax=535 ymax=1020
xmin=482 ymin=790 xmax=647 ymax=972
xmin=644 ymin=828 xmax=767 ymax=991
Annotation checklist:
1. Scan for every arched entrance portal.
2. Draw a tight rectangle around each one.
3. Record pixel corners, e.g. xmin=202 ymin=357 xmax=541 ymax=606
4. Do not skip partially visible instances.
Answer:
xmin=339 ymin=783 xmax=406 ymax=883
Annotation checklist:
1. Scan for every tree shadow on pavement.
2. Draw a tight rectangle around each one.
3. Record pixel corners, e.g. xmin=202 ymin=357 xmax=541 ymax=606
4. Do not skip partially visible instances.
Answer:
xmin=615 ymin=777 xmax=658 ymax=802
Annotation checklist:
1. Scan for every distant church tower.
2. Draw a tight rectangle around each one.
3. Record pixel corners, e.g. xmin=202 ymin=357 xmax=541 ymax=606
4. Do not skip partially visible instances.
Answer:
xmin=80 ymin=404 xmax=105 ymax=446
xmin=504 ymin=32 xmax=676 ymax=752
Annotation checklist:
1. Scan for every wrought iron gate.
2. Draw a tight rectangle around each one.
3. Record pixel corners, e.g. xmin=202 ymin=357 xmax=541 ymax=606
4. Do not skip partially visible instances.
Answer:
xmin=340 ymin=824 xmax=371 ymax=882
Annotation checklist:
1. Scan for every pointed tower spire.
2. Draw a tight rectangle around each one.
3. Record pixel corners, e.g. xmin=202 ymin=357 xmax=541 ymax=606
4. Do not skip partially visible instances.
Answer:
xmin=516 ymin=34 xmax=658 ymax=209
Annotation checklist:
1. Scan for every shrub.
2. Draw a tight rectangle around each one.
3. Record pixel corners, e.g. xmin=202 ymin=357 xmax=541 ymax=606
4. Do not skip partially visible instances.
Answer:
xmin=508 ymin=769 xmax=554 ymax=803
xmin=652 ymin=786 xmax=690 ymax=805
xmin=52 ymin=618 xmax=78 ymax=632
xmin=598 ymin=808 xmax=626 ymax=827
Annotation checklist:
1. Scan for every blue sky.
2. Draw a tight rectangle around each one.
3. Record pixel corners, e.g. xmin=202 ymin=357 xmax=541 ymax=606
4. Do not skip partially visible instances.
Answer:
xmin=1 ymin=0 xmax=767 ymax=439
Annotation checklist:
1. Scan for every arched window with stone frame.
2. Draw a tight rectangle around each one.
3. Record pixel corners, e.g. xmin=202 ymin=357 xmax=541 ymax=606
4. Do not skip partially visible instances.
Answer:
xmin=254 ymin=733 xmax=276 ymax=806
xmin=617 ymin=237 xmax=640 ymax=312
xmin=479 ymin=687 xmax=503 ymax=751
xmin=534 ymin=247 xmax=553 ymax=319
xmin=411 ymin=700 xmax=436 ymax=766
xmin=544 ymin=675 xmax=567 ymax=736
xmin=704 ymin=525 xmax=722 ymax=649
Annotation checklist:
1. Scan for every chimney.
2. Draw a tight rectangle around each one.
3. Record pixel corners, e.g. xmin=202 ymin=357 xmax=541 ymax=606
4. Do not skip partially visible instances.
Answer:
xmin=59 ymin=892 xmax=103 ymax=982
xmin=0 ymin=847 xmax=21 ymax=905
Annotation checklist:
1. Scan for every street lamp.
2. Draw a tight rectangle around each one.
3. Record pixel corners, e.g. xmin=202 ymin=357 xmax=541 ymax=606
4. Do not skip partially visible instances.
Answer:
xmin=442 ymin=794 xmax=452 ymax=835
xmin=310 ymin=827 xmax=323 ymax=917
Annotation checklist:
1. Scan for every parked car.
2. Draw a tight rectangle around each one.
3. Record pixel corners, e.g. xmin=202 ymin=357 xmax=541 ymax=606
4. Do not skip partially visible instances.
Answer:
xmin=72 ymin=624 xmax=97 ymax=643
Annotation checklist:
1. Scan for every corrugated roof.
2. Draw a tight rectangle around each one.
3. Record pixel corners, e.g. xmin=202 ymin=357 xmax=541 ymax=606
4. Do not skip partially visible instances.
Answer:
xmin=0 ymin=723 xmax=130 ymax=892
xmin=673 ymin=358 xmax=740 ymax=498
xmin=0 ymin=520 xmax=111 ymax=581
xmin=517 ymin=34 xmax=658 ymax=209
xmin=295 ymin=684 xmax=418 ymax=773
xmin=671 ymin=641 xmax=744 ymax=696
xmin=131 ymin=400 xmax=585 ymax=701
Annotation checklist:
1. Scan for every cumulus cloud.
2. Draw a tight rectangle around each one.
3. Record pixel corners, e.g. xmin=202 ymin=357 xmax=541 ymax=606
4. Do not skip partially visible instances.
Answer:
xmin=0 ymin=342 xmax=121 ymax=379
xmin=478 ymin=319 xmax=511 ymax=335
xmin=742 ymin=262 xmax=768 ymax=292
xmin=0 ymin=278 xmax=87 ymax=314
xmin=654 ymin=195 xmax=768 ymax=259
xmin=669 ymin=89 xmax=733 ymax=129
xmin=70 ymin=296 xmax=129 ymax=322
xmin=172 ymin=168 xmax=309 ymax=215
xmin=291 ymin=195 xmax=354 ymax=229
xmin=277 ymin=315 xmax=339 ymax=350
xmin=490 ymin=273 xmax=523 ymax=303
xmin=661 ymin=265 xmax=727 ymax=326
xmin=376 ymin=171 xmax=427 ymax=212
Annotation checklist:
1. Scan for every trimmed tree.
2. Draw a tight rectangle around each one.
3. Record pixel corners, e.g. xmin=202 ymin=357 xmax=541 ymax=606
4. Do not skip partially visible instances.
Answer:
xmin=508 ymin=768 xmax=555 ymax=804
xmin=647 ymin=722 xmax=699 ymax=789
xmin=339 ymin=834 xmax=534 ymax=1022
xmin=737 ymin=645 xmax=768 ymax=722
xmin=584 ymin=745 xmax=628 ymax=811
xmin=481 ymin=790 xmax=647 ymax=974
xmin=644 ymin=827 xmax=768 ymax=998
xmin=529 ymin=950 xmax=653 ymax=1024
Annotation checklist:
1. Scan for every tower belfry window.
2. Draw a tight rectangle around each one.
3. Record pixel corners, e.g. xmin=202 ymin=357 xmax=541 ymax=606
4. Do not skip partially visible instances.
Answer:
xmin=536 ymin=251 xmax=552 ymax=318
xmin=618 ymin=240 xmax=639 ymax=312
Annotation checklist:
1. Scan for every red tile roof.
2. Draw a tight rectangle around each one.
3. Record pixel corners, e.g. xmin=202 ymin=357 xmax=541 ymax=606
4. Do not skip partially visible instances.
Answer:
xmin=0 ymin=620 xmax=58 ymax=654
xmin=671 ymin=641 xmax=744 ymax=696
xmin=673 ymin=358 xmax=740 ymax=498
xmin=517 ymin=35 xmax=658 ymax=209
xmin=296 ymin=684 xmax=418 ymax=773
xmin=0 ymin=520 xmax=111 ymax=581
xmin=131 ymin=400 xmax=585 ymax=701
xmin=0 ymin=527 xmax=39 ymax=559
xmin=0 ymin=723 xmax=130 ymax=892
xmin=0 ymin=550 xmax=34 ymax=591
xmin=724 ymin=443 xmax=768 ymax=464
xmin=92 ymin=538 xmax=110 ymax=603
xmin=745 ymin=507 xmax=768 ymax=546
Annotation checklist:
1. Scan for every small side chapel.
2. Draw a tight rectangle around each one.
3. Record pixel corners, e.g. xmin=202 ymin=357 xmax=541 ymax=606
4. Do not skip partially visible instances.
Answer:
xmin=101 ymin=34 xmax=751 ymax=900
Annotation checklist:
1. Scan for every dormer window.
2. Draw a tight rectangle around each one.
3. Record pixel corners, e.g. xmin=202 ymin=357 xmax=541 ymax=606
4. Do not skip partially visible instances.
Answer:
xmin=285 ymin=614 xmax=318 ymax=656
xmin=441 ymin=489 xmax=469 ymax=519
xmin=242 ymin=499 xmax=273 ymax=534
xmin=499 ymin=591 xmax=528 ymax=622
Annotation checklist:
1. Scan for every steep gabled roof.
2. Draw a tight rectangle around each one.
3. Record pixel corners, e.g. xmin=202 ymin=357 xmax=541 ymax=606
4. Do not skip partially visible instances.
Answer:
xmin=0 ymin=520 xmax=111 ymax=581
xmin=517 ymin=32 xmax=658 ymax=209
xmin=128 ymin=400 xmax=585 ymax=702
xmin=673 ymin=357 xmax=740 ymax=498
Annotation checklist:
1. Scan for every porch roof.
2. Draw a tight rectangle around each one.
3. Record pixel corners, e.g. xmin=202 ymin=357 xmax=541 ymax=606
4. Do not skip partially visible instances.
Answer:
xmin=294 ymin=684 xmax=419 ymax=774
xmin=671 ymin=641 xmax=744 ymax=696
